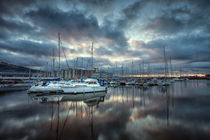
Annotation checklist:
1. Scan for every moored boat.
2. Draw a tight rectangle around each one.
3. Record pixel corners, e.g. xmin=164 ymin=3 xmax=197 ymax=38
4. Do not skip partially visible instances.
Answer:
xmin=28 ymin=78 xmax=107 ymax=94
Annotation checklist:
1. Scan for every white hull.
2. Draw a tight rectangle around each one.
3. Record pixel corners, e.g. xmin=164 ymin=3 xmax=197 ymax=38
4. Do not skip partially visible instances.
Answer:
xmin=62 ymin=86 xmax=107 ymax=94
xmin=28 ymin=78 xmax=107 ymax=94
xmin=28 ymin=86 xmax=62 ymax=93
xmin=28 ymin=86 xmax=106 ymax=94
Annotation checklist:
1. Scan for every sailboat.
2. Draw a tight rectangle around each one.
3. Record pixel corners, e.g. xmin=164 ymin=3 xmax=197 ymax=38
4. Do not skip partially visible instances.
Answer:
xmin=28 ymin=39 xmax=107 ymax=94
xmin=28 ymin=77 xmax=107 ymax=94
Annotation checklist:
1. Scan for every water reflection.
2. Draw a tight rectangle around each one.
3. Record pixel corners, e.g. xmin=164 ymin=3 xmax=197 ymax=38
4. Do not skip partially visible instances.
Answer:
xmin=0 ymin=80 xmax=210 ymax=140
xmin=28 ymin=92 xmax=106 ymax=140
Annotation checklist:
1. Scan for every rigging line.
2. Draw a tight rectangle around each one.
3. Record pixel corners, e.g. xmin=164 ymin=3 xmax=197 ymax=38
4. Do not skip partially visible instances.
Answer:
xmin=61 ymin=41 xmax=70 ymax=69
xmin=59 ymin=102 xmax=73 ymax=139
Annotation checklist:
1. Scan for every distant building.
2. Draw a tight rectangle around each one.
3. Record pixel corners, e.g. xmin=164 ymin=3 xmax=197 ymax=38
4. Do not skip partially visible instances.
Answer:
xmin=91 ymin=71 xmax=112 ymax=79
xmin=0 ymin=61 xmax=112 ymax=80
xmin=40 ymin=68 xmax=92 ymax=80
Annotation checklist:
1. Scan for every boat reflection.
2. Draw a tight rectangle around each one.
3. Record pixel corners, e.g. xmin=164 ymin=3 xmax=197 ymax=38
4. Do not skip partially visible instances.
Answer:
xmin=28 ymin=92 xmax=106 ymax=103
xmin=28 ymin=92 xmax=106 ymax=140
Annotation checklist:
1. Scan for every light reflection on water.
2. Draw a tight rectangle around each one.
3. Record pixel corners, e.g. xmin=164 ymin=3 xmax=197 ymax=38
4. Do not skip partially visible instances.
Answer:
xmin=0 ymin=80 xmax=210 ymax=140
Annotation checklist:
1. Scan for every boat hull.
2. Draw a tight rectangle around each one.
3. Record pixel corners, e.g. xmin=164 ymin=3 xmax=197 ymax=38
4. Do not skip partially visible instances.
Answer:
xmin=61 ymin=86 xmax=107 ymax=94
xmin=28 ymin=86 xmax=107 ymax=94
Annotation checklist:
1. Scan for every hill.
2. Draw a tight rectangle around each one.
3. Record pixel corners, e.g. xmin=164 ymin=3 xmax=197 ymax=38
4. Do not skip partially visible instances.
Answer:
xmin=0 ymin=61 xmax=40 ymax=74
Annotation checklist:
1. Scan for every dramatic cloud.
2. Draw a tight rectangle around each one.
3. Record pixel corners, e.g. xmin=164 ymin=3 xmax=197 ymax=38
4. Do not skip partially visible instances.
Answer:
xmin=0 ymin=40 xmax=57 ymax=57
xmin=26 ymin=6 xmax=128 ymax=51
xmin=0 ymin=0 xmax=209 ymax=73
xmin=0 ymin=50 xmax=47 ymax=67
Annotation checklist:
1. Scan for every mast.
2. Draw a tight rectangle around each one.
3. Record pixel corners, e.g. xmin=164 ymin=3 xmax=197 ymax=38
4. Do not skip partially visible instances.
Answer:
xmin=53 ymin=48 xmax=55 ymax=77
xmin=74 ymin=59 xmax=76 ymax=79
xmin=142 ymin=60 xmax=145 ymax=76
xmin=112 ymin=64 xmax=115 ymax=76
xmin=121 ymin=64 xmax=124 ymax=76
xmin=76 ymin=57 xmax=78 ymax=79
xmin=115 ymin=62 xmax=117 ymax=76
xmin=81 ymin=57 xmax=83 ymax=69
xmin=163 ymin=46 xmax=169 ymax=80
xmin=125 ymin=64 xmax=128 ymax=75
xmin=58 ymin=32 xmax=61 ymax=73
xmin=138 ymin=62 xmax=141 ymax=77
xmin=46 ymin=62 xmax=49 ymax=77
xmin=169 ymin=57 xmax=173 ymax=77
xmin=74 ymin=58 xmax=78 ymax=79
xmin=91 ymin=42 xmax=94 ymax=70
xmin=131 ymin=60 xmax=133 ymax=75
xmin=147 ymin=63 xmax=150 ymax=76
xmin=81 ymin=57 xmax=83 ymax=78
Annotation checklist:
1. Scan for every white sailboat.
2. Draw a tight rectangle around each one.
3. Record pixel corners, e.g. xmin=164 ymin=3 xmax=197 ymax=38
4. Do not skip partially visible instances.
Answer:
xmin=28 ymin=78 xmax=107 ymax=94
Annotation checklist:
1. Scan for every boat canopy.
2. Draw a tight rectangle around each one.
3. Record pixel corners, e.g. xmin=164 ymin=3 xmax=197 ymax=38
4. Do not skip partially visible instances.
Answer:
xmin=84 ymin=78 xmax=98 ymax=82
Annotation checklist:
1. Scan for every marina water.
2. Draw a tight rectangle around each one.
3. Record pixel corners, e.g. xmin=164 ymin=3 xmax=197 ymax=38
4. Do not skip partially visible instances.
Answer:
xmin=0 ymin=80 xmax=210 ymax=140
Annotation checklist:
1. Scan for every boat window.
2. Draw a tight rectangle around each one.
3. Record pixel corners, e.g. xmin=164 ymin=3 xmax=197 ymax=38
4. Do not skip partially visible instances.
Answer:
xmin=86 ymin=82 xmax=97 ymax=84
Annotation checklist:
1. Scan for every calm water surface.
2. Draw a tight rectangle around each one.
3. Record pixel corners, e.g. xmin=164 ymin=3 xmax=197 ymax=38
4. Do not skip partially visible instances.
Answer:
xmin=0 ymin=80 xmax=210 ymax=140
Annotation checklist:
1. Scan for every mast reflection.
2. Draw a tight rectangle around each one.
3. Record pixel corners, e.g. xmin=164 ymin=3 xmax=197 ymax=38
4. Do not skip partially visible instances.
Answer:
xmin=28 ymin=92 xmax=106 ymax=140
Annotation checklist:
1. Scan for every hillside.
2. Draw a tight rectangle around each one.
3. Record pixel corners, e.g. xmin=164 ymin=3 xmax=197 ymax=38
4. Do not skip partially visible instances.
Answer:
xmin=0 ymin=62 xmax=40 ymax=73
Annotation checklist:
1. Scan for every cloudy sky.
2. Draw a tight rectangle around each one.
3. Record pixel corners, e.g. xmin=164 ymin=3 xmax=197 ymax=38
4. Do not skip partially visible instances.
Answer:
xmin=0 ymin=0 xmax=210 ymax=74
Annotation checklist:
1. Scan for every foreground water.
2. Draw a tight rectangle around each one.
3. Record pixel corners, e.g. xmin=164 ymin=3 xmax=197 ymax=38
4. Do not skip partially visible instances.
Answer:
xmin=0 ymin=80 xmax=210 ymax=140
